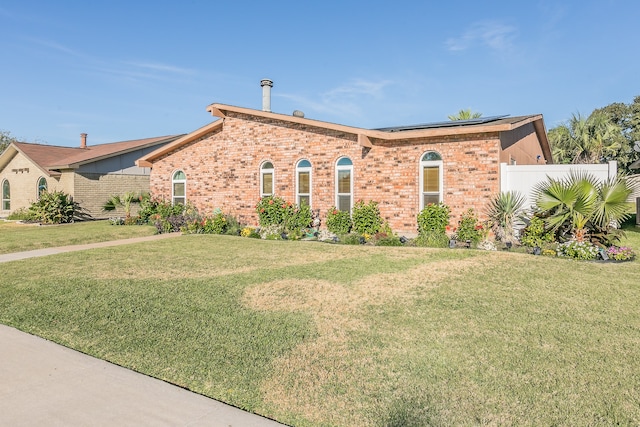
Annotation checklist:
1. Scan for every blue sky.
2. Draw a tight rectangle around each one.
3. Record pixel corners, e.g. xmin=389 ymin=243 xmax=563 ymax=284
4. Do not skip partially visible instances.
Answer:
xmin=1 ymin=0 xmax=639 ymax=147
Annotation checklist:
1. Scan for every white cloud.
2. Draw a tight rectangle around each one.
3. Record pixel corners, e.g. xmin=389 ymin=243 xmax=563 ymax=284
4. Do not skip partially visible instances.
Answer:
xmin=445 ymin=21 xmax=517 ymax=52
xmin=125 ymin=61 xmax=195 ymax=76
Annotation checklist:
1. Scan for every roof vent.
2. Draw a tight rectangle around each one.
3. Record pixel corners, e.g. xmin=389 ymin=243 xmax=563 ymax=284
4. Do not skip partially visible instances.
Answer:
xmin=293 ymin=110 xmax=305 ymax=118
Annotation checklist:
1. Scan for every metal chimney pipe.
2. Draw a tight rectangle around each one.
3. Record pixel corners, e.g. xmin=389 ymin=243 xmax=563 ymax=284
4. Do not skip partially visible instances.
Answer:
xmin=260 ymin=79 xmax=273 ymax=112
xmin=80 ymin=133 xmax=87 ymax=148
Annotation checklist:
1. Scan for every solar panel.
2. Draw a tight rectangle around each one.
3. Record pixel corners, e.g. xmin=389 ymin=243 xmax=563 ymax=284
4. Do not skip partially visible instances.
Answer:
xmin=374 ymin=115 xmax=510 ymax=132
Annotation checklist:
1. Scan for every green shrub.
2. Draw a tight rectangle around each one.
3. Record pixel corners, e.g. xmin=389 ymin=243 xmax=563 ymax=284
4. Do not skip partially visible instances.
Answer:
xmin=455 ymin=209 xmax=482 ymax=247
xmin=374 ymin=233 xmax=403 ymax=246
xmin=414 ymin=232 xmax=449 ymax=248
xmin=417 ymin=203 xmax=450 ymax=235
xmin=203 ymin=212 xmax=228 ymax=234
xmin=326 ymin=207 xmax=352 ymax=234
xmin=352 ymin=200 xmax=383 ymax=235
xmin=520 ymin=216 xmax=555 ymax=247
xmin=28 ymin=190 xmax=80 ymax=224
xmin=256 ymin=196 xmax=311 ymax=234
xmin=7 ymin=208 xmax=34 ymax=221
xmin=337 ymin=233 xmax=362 ymax=245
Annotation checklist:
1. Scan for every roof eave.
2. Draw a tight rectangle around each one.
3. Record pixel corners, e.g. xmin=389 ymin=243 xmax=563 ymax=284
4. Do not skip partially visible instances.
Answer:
xmin=136 ymin=121 xmax=225 ymax=167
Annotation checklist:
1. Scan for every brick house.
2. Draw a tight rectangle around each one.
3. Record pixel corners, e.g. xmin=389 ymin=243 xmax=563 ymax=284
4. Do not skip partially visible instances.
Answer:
xmin=0 ymin=134 xmax=182 ymax=218
xmin=137 ymin=90 xmax=551 ymax=235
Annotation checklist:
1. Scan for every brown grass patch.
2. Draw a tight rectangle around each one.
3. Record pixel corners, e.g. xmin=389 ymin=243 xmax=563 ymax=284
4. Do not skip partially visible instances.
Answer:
xmin=243 ymin=254 xmax=499 ymax=425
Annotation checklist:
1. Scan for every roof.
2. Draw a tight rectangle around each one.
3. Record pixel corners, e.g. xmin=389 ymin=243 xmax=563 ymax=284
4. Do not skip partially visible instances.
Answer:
xmin=1 ymin=135 xmax=183 ymax=177
xmin=137 ymin=103 xmax=552 ymax=167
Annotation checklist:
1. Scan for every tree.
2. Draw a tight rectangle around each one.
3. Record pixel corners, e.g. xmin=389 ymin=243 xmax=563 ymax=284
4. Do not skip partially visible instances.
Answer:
xmin=548 ymin=111 xmax=627 ymax=165
xmin=0 ymin=130 xmax=19 ymax=154
xmin=448 ymin=109 xmax=482 ymax=121
xmin=594 ymin=95 xmax=640 ymax=173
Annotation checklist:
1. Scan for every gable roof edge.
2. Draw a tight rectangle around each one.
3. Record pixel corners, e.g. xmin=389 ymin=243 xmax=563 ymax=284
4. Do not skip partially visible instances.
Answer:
xmin=136 ymin=121 xmax=224 ymax=167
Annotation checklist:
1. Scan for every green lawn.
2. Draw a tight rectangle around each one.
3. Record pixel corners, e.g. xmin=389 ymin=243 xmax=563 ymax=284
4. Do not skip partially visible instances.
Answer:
xmin=0 ymin=220 xmax=157 ymax=254
xmin=1 ymin=226 xmax=640 ymax=426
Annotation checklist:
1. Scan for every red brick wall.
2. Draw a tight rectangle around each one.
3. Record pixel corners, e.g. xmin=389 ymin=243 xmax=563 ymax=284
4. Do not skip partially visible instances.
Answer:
xmin=149 ymin=113 xmax=504 ymax=234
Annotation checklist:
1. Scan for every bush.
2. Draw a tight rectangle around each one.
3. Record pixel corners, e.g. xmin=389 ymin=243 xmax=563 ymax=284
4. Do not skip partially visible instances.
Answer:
xmin=374 ymin=233 xmax=403 ymax=246
xmin=7 ymin=208 xmax=34 ymax=221
xmin=256 ymin=195 xmax=311 ymax=234
xmin=203 ymin=212 xmax=228 ymax=234
xmin=352 ymin=200 xmax=383 ymax=235
xmin=326 ymin=207 xmax=352 ymax=234
xmin=414 ymin=232 xmax=449 ymax=248
xmin=521 ymin=216 xmax=555 ymax=248
xmin=29 ymin=190 xmax=80 ymax=224
xmin=417 ymin=203 xmax=450 ymax=235
xmin=455 ymin=209 xmax=483 ymax=247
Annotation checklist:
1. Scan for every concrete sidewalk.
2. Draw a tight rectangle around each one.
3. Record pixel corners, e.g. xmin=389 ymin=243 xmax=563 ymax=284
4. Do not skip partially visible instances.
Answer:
xmin=0 ymin=232 xmax=182 ymax=263
xmin=0 ymin=325 xmax=287 ymax=426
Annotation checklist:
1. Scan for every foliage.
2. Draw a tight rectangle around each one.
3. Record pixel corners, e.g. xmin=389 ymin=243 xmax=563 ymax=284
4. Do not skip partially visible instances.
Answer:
xmin=531 ymin=171 xmax=637 ymax=245
xmin=486 ymin=191 xmax=526 ymax=244
xmin=557 ymin=240 xmax=599 ymax=260
xmin=326 ymin=207 xmax=352 ymax=234
xmin=448 ymin=109 xmax=482 ymax=121
xmin=455 ymin=209 xmax=483 ymax=247
xmin=417 ymin=202 xmax=450 ymax=235
xmin=351 ymin=200 xmax=383 ymax=235
xmin=549 ymin=111 xmax=627 ymax=165
xmin=6 ymin=208 xmax=34 ymax=221
xmin=28 ymin=190 xmax=80 ymax=224
xmin=520 ymin=216 xmax=555 ymax=248
xmin=606 ymin=246 xmax=636 ymax=261
xmin=0 ymin=129 xmax=20 ymax=154
xmin=103 ymin=192 xmax=142 ymax=218
xmin=593 ymin=95 xmax=640 ymax=173
xmin=256 ymin=195 xmax=311 ymax=234
xmin=414 ymin=232 xmax=450 ymax=248
xmin=240 ymin=227 xmax=260 ymax=238
xmin=337 ymin=233 xmax=362 ymax=245
xmin=138 ymin=196 xmax=183 ymax=224
xmin=373 ymin=232 xmax=403 ymax=246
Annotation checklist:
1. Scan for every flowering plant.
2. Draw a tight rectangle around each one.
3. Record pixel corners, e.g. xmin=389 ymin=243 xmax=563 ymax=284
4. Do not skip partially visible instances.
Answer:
xmin=557 ymin=240 xmax=599 ymax=260
xmin=455 ymin=209 xmax=483 ymax=247
xmin=606 ymin=246 xmax=636 ymax=261
xmin=326 ymin=207 xmax=352 ymax=234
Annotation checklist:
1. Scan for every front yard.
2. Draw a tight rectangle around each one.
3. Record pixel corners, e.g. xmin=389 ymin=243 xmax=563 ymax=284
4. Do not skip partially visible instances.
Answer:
xmin=1 ymin=225 xmax=639 ymax=426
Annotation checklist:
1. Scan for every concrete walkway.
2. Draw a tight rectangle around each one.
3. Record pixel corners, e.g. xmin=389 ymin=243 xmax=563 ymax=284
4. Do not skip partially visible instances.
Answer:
xmin=0 ymin=235 xmax=288 ymax=426
xmin=0 ymin=232 xmax=182 ymax=263
xmin=0 ymin=325 xmax=286 ymax=426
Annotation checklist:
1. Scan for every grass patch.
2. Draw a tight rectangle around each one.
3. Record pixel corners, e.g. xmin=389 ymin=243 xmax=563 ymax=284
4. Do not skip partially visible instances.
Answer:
xmin=0 ymin=220 xmax=157 ymax=254
xmin=1 ymin=231 xmax=640 ymax=425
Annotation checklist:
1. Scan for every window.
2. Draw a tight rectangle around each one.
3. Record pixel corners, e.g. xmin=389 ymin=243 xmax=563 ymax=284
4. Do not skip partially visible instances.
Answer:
xmin=2 ymin=179 xmax=9 ymax=211
xmin=335 ymin=157 xmax=353 ymax=212
xmin=419 ymin=151 xmax=443 ymax=209
xmin=172 ymin=170 xmax=186 ymax=205
xmin=260 ymin=161 xmax=274 ymax=197
xmin=37 ymin=177 xmax=47 ymax=199
xmin=296 ymin=159 xmax=312 ymax=207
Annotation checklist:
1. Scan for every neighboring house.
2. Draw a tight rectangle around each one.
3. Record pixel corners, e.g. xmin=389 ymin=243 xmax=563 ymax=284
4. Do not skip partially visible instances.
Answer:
xmin=0 ymin=134 xmax=182 ymax=218
xmin=137 ymin=86 xmax=551 ymax=235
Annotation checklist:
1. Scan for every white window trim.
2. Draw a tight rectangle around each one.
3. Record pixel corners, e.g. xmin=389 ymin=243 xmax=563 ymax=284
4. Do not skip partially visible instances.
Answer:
xmin=419 ymin=153 xmax=444 ymax=210
xmin=2 ymin=179 xmax=10 ymax=211
xmin=37 ymin=177 xmax=47 ymax=199
xmin=260 ymin=161 xmax=275 ymax=198
xmin=172 ymin=170 xmax=186 ymax=205
xmin=335 ymin=157 xmax=353 ymax=212
xmin=296 ymin=160 xmax=312 ymax=207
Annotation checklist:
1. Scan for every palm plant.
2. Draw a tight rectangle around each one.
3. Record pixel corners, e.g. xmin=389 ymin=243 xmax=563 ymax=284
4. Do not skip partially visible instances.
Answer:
xmin=485 ymin=191 xmax=527 ymax=244
xmin=103 ymin=192 xmax=141 ymax=218
xmin=532 ymin=171 xmax=637 ymax=245
xmin=448 ymin=109 xmax=482 ymax=121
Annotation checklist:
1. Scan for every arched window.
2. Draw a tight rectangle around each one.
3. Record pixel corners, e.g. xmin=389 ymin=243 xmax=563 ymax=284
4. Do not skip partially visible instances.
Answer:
xmin=296 ymin=159 xmax=312 ymax=207
xmin=260 ymin=161 xmax=274 ymax=197
xmin=419 ymin=151 xmax=443 ymax=209
xmin=2 ymin=179 xmax=10 ymax=211
xmin=37 ymin=177 xmax=47 ymax=199
xmin=172 ymin=170 xmax=186 ymax=205
xmin=335 ymin=157 xmax=353 ymax=212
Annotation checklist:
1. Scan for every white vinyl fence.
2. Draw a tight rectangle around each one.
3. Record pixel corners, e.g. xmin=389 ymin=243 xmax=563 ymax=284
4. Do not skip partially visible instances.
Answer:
xmin=500 ymin=161 xmax=618 ymax=213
